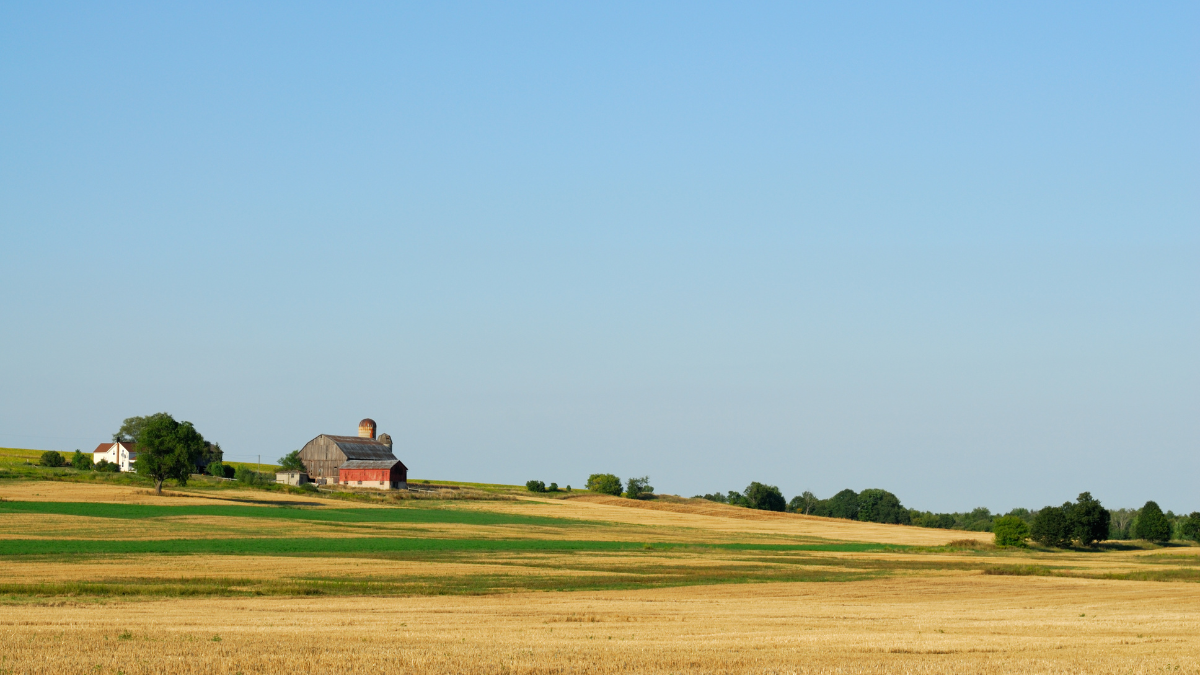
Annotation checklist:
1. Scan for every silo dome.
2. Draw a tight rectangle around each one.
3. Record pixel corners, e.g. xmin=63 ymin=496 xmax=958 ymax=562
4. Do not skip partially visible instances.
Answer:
xmin=358 ymin=418 xmax=377 ymax=439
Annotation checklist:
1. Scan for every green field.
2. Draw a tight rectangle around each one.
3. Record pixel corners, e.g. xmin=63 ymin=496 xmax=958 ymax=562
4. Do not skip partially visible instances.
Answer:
xmin=0 ymin=466 xmax=1196 ymax=602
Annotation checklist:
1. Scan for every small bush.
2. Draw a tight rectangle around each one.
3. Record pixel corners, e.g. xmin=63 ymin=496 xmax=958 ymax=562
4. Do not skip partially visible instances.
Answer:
xmin=586 ymin=473 xmax=622 ymax=496
xmin=206 ymin=460 xmax=225 ymax=478
xmin=547 ymin=482 xmax=559 ymax=492
xmin=39 ymin=451 xmax=65 ymax=468
xmin=94 ymin=459 xmax=120 ymax=473
xmin=993 ymin=515 xmax=1030 ymax=547
xmin=525 ymin=480 xmax=546 ymax=493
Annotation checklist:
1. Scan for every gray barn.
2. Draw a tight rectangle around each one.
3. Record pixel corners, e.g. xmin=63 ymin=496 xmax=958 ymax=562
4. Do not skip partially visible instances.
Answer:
xmin=297 ymin=435 xmax=399 ymax=482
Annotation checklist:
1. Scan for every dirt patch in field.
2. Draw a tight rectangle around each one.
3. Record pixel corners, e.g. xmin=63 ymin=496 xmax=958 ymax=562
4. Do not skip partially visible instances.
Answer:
xmin=494 ymin=494 xmax=992 ymax=546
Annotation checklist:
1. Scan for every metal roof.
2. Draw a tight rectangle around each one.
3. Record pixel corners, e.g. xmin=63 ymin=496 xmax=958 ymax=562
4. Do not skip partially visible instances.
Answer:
xmin=339 ymin=459 xmax=405 ymax=470
xmin=324 ymin=435 xmax=397 ymax=461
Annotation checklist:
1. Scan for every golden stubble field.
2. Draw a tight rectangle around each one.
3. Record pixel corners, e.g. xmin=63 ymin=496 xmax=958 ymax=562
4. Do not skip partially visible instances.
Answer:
xmin=2 ymin=480 xmax=1198 ymax=673
xmin=2 ymin=576 xmax=1198 ymax=674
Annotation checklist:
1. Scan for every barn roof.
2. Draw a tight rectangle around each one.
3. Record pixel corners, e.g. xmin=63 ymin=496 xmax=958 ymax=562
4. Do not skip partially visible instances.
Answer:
xmin=340 ymin=459 xmax=406 ymax=470
xmin=323 ymin=435 xmax=397 ymax=461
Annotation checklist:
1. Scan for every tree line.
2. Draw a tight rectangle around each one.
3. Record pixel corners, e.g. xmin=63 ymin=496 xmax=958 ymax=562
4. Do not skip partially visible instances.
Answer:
xmin=694 ymin=484 xmax=1200 ymax=545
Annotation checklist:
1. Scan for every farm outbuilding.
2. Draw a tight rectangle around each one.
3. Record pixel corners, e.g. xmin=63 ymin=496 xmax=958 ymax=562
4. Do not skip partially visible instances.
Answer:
xmin=297 ymin=419 xmax=408 ymax=489
xmin=337 ymin=459 xmax=406 ymax=490
xmin=275 ymin=471 xmax=309 ymax=486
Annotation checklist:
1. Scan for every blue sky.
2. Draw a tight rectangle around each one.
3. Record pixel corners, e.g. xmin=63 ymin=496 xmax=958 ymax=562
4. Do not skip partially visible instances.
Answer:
xmin=1 ymin=2 xmax=1196 ymax=512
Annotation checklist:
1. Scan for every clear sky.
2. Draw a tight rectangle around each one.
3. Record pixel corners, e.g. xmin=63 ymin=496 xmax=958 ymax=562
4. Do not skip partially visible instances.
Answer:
xmin=1 ymin=3 xmax=1196 ymax=513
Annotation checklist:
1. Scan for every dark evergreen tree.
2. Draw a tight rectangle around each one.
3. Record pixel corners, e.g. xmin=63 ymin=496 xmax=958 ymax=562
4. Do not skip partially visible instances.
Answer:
xmin=1134 ymin=501 xmax=1171 ymax=543
xmin=1069 ymin=492 xmax=1110 ymax=547
xmin=1031 ymin=505 xmax=1071 ymax=547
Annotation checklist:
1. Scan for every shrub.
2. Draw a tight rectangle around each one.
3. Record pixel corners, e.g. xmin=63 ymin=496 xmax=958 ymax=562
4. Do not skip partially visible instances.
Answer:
xmin=856 ymin=489 xmax=910 ymax=524
xmin=234 ymin=465 xmax=267 ymax=486
xmin=70 ymin=450 xmax=92 ymax=471
xmin=993 ymin=515 xmax=1031 ymax=547
xmin=1031 ymin=505 xmax=1071 ymax=547
xmin=39 ymin=451 xmax=65 ymax=468
xmin=744 ymin=482 xmax=785 ymax=512
xmin=525 ymin=480 xmax=546 ymax=493
xmin=206 ymin=460 xmax=225 ymax=478
xmin=548 ymin=482 xmax=559 ymax=492
xmin=697 ymin=493 xmax=728 ymax=503
xmin=222 ymin=464 xmax=236 ymax=479
xmin=586 ymin=473 xmax=622 ymax=496
xmin=1181 ymin=512 xmax=1200 ymax=542
xmin=94 ymin=459 xmax=120 ymax=473
xmin=626 ymin=476 xmax=654 ymax=499
xmin=1134 ymin=501 xmax=1172 ymax=543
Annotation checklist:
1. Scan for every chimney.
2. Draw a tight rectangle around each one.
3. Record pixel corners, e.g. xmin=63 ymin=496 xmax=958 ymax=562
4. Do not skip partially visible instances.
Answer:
xmin=358 ymin=418 xmax=377 ymax=439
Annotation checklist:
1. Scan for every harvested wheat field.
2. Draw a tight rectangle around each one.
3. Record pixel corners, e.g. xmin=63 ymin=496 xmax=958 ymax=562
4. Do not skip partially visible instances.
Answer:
xmin=3 ymin=576 xmax=1198 ymax=674
xmin=1 ymin=478 xmax=1198 ymax=673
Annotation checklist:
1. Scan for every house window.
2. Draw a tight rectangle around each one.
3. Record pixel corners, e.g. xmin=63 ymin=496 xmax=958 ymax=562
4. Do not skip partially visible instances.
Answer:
xmin=357 ymin=480 xmax=362 ymax=485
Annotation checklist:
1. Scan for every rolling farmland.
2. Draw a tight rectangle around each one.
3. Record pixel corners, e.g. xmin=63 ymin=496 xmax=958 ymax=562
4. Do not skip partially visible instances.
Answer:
xmin=0 ymin=478 xmax=1197 ymax=674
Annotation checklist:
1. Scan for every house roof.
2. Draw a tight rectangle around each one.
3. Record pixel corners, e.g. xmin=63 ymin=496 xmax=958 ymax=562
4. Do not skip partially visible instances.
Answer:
xmin=323 ymin=435 xmax=398 ymax=461
xmin=339 ymin=459 xmax=406 ymax=471
xmin=93 ymin=442 xmax=136 ymax=455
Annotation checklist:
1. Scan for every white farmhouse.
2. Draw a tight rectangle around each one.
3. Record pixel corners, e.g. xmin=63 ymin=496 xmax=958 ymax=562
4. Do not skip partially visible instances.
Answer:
xmin=92 ymin=442 xmax=137 ymax=472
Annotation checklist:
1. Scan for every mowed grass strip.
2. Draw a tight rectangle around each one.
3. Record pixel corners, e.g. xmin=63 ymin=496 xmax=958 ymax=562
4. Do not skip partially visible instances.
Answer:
xmin=0 ymin=537 xmax=895 ymax=557
xmin=0 ymin=500 xmax=585 ymax=527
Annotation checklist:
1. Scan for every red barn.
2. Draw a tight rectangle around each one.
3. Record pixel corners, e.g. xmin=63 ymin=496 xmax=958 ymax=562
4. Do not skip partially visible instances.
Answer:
xmin=337 ymin=459 xmax=407 ymax=490
xmin=297 ymin=418 xmax=409 ymax=489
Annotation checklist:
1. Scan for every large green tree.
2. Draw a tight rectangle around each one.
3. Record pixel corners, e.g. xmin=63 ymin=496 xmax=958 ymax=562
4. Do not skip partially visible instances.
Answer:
xmin=278 ymin=450 xmax=305 ymax=471
xmin=787 ymin=491 xmax=819 ymax=515
xmin=586 ymin=473 xmax=622 ymax=496
xmin=1181 ymin=512 xmax=1200 ymax=543
xmin=856 ymin=489 xmax=911 ymax=525
xmin=744 ymin=482 xmax=785 ymax=512
xmin=626 ymin=476 xmax=654 ymax=499
xmin=113 ymin=412 xmax=174 ymax=443
xmin=826 ymin=489 xmax=860 ymax=520
xmin=1134 ymin=501 xmax=1172 ymax=543
xmin=134 ymin=414 xmax=207 ymax=494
